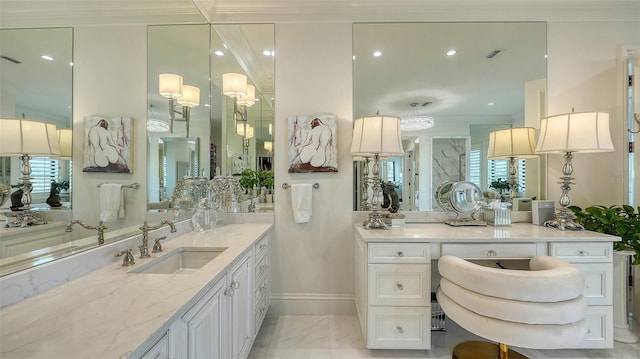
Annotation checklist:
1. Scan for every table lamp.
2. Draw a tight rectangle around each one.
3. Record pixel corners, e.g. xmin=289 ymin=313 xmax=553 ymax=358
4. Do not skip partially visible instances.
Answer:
xmin=487 ymin=127 xmax=538 ymax=199
xmin=535 ymin=111 xmax=614 ymax=230
xmin=0 ymin=118 xmax=61 ymax=226
xmin=351 ymin=115 xmax=404 ymax=229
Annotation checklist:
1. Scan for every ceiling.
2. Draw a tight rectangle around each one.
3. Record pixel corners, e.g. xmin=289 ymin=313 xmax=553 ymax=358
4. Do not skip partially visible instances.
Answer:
xmin=1 ymin=0 xmax=638 ymax=27
xmin=0 ymin=1 xmax=637 ymax=130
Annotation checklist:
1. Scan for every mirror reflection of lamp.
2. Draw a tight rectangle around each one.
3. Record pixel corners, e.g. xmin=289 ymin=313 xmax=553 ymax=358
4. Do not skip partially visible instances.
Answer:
xmin=351 ymin=115 xmax=404 ymax=229
xmin=535 ymin=111 xmax=614 ymax=230
xmin=158 ymin=73 xmax=200 ymax=137
xmin=487 ymin=127 xmax=538 ymax=199
xmin=223 ymin=73 xmax=256 ymax=141
xmin=0 ymin=118 xmax=61 ymax=227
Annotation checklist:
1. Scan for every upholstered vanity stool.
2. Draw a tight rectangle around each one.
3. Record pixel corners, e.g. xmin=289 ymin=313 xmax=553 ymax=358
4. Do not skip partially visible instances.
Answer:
xmin=436 ymin=255 xmax=588 ymax=359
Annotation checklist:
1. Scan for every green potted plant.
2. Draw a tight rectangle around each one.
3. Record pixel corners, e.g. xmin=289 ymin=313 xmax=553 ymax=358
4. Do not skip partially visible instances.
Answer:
xmin=569 ymin=204 xmax=640 ymax=343
xmin=238 ymin=169 xmax=259 ymax=195
xmin=258 ymin=170 xmax=274 ymax=193
xmin=569 ymin=205 xmax=640 ymax=264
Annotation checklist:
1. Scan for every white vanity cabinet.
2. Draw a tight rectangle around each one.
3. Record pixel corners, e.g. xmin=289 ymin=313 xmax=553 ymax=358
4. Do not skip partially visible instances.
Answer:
xmin=229 ymin=251 xmax=254 ymax=359
xmin=550 ymin=242 xmax=614 ymax=348
xmin=354 ymin=223 xmax=617 ymax=351
xmin=133 ymin=230 xmax=272 ymax=359
xmin=170 ymin=251 xmax=254 ymax=359
xmin=254 ymin=232 xmax=270 ymax=334
xmin=177 ymin=276 xmax=229 ymax=359
xmin=355 ymin=239 xmax=432 ymax=349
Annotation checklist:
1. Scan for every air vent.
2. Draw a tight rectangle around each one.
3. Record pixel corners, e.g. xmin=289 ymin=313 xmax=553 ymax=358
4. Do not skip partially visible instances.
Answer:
xmin=1 ymin=55 xmax=21 ymax=64
xmin=486 ymin=50 xmax=502 ymax=59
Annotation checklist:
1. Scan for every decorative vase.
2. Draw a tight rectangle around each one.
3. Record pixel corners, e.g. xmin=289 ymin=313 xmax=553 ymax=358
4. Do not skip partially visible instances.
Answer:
xmin=613 ymin=251 xmax=639 ymax=343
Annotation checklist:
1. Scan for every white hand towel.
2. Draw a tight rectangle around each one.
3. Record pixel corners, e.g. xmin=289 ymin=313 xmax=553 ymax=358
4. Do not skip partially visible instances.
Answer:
xmin=100 ymin=184 xmax=123 ymax=222
xmin=291 ymin=183 xmax=312 ymax=223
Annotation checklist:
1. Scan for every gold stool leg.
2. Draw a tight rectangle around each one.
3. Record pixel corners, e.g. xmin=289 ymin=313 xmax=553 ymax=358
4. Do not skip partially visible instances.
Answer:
xmin=452 ymin=341 xmax=528 ymax=359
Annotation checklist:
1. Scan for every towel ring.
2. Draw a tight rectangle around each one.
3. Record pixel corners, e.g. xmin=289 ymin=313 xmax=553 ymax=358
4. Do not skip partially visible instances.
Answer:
xmin=282 ymin=183 xmax=320 ymax=190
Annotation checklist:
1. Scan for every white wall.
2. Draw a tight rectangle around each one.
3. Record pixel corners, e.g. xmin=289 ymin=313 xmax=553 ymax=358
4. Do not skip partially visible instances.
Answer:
xmin=72 ymin=26 xmax=148 ymax=227
xmin=271 ymin=23 xmax=355 ymax=314
xmin=62 ymin=20 xmax=639 ymax=315
xmin=546 ymin=21 xmax=640 ymax=209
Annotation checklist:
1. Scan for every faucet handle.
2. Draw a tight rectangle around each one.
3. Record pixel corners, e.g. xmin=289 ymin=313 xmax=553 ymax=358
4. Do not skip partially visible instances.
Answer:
xmin=152 ymin=236 xmax=167 ymax=253
xmin=115 ymin=249 xmax=135 ymax=266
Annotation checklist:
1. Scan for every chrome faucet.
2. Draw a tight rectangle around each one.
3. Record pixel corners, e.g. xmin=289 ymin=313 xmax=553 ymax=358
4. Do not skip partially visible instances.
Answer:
xmin=139 ymin=220 xmax=176 ymax=258
xmin=65 ymin=220 xmax=108 ymax=245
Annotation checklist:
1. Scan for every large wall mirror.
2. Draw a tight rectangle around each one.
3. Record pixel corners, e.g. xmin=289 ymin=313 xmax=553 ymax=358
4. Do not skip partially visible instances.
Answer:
xmin=353 ymin=22 xmax=547 ymax=212
xmin=0 ymin=28 xmax=75 ymax=272
xmin=147 ymin=24 xmax=275 ymax=213
xmin=0 ymin=28 xmax=73 ymax=206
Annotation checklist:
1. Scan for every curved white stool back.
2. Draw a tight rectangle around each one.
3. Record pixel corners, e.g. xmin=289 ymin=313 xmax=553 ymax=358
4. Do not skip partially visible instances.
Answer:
xmin=436 ymin=255 xmax=588 ymax=358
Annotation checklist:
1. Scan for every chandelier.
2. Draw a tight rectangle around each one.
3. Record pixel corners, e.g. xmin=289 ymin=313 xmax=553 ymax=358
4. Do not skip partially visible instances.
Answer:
xmin=400 ymin=103 xmax=435 ymax=131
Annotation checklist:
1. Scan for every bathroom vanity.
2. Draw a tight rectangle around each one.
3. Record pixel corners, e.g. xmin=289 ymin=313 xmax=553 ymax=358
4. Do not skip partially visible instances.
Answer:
xmin=354 ymin=223 xmax=619 ymax=350
xmin=0 ymin=223 xmax=271 ymax=359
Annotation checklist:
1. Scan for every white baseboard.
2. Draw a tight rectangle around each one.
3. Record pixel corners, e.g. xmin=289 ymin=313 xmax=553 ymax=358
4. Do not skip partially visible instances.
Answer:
xmin=268 ymin=293 xmax=356 ymax=316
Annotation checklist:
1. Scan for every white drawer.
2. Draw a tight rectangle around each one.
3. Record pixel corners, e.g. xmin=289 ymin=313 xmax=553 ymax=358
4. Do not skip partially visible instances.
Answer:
xmin=569 ymin=305 xmax=613 ymax=349
xmin=367 ymin=306 xmax=431 ymax=349
xmin=369 ymin=243 xmax=430 ymax=264
xmin=571 ymin=263 xmax=613 ymax=305
xmin=254 ymin=234 xmax=269 ymax=262
xmin=441 ymin=243 xmax=538 ymax=259
xmin=368 ymin=264 xmax=431 ymax=306
xmin=550 ymin=242 xmax=613 ymax=263
xmin=255 ymin=289 xmax=269 ymax=333
xmin=255 ymin=276 xmax=269 ymax=300
xmin=255 ymin=252 xmax=269 ymax=283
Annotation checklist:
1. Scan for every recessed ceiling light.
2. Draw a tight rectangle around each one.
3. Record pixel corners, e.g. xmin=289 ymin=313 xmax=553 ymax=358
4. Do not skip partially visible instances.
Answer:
xmin=373 ymin=51 xmax=382 ymax=57
xmin=69 ymin=62 xmax=73 ymax=66
xmin=488 ymin=102 xmax=495 ymax=106
xmin=204 ymin=104 xmax=210 ymax=107
xmin=353 ymin=55 xmax=356 ymax=61
xmin=263 ymin=50 xmax=274 ymax=56
xmin=41 ymin=55 xmax=54 ymax=61
xmin=446 ymin=50 xmax=456 ymax=56
xmin=214 ymin=50 xmax=224 ymax=56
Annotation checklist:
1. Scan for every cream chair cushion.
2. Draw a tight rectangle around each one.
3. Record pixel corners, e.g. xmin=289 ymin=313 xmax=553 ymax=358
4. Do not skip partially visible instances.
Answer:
xmin=437 ymin=255 xmax=588 ymax=349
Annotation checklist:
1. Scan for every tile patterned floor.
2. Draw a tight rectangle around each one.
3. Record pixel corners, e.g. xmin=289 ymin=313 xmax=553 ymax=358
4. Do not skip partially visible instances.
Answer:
xmin=248 ymin=315 xmax=640 ymax=359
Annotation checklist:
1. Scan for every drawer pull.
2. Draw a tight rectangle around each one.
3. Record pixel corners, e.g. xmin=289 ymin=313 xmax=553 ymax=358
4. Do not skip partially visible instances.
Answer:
xmin=578 ymin=250 xmax=589 ymax=256
xmin=396 ymin=251 xmax=405 ymax=257
xmin=396 ymin=283 xmax=404 ymax=291
xmin=259 ymin=244 xmax=267 ymax=250
xmin=484 ymin=250 xmax=497 ymax=257
xmin=396 ymin=326 xmax=404 ymax=334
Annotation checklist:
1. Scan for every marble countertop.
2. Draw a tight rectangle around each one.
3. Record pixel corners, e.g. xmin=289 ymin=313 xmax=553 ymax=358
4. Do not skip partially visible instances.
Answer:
xmin=355 ymin=222 xmax=621 ymax=242
xmin=0 ymin=223 xmax=272 ymax=359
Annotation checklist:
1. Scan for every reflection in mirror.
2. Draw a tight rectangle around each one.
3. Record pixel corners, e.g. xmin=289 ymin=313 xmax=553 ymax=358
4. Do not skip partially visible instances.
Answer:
xmin=353 ymin=22 xmax=547 ymax=212
xmin=147 ymin=24 xmax=274 ymax=215
xmin=147 ymin=24 xmax=210 ymax=217
xmin=0 ymin=28 xmax=75 ymax=275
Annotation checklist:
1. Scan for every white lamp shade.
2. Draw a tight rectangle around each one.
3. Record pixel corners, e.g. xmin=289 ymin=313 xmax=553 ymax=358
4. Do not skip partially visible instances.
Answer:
xmin=351 ymin=116 xmax=404 ymax=156
xmin=236 ymin=122 xmax=246 ymax=136
xmin=535 ymin=112 xmax=614 ymax=153
xmin=487 ymin=127 xmax=538 ymax=159
xmin=159 ymin=73 xmax=183 ymax=99
xmin=246 ymin=125 xmax=254 ymax=139
xmin=237 ymin=84 xmax=256 ymax=107
xmin=223 ymin=73 xmax=247 ymax=98
xmin=57 ymin=128 xmax=73 ymax=160
xmin=177 ymin=85 xmax=200 ymax=107
xmin=264 ymin=141 xmax=273 ymax=152
xmin=0 ymin=118 xmax=61 ymax=157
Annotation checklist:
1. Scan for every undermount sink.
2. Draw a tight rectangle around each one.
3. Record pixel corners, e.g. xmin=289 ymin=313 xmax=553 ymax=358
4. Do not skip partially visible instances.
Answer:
xmin=129 ymin=247 xmax=227 ymax=274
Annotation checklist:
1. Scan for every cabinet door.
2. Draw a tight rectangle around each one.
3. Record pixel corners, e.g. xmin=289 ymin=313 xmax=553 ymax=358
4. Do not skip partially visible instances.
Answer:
xmin=140 ymin=331 xmax=170 ymax=359
xmin=182 ymin=277 xmax=227 ymax=359
xmin=229 ymin=252 xmax=254 ymax=359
